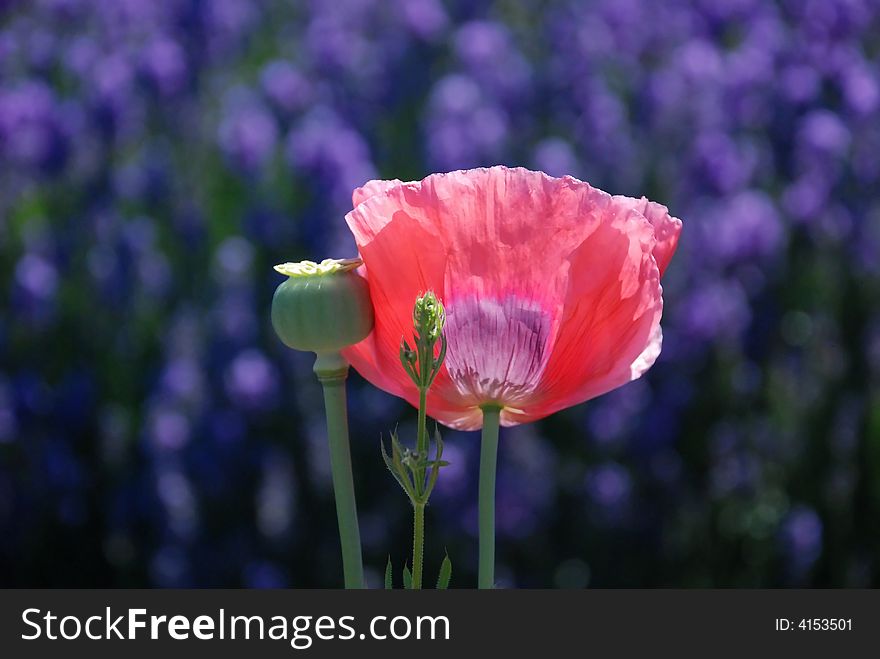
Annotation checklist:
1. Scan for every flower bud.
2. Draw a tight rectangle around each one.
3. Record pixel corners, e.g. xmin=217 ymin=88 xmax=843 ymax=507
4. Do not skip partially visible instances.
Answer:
xmin=271 ymin=258 xmax=373 ymax=353
xmin=413 ymin=291 xmax=445 ymax=343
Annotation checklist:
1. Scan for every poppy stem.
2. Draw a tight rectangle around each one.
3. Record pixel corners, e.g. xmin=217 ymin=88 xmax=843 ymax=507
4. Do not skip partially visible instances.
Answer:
xmin=412 ymin=502 xmax=425 ymax=589
xmin=410 ymin=386 xmax=429 ymax=589
xmin=478 ymin=405 xmax=502 ymax=589
xmin=416 ymin=386 xmax=428 ymax=487
xmin=314 ymin=351 xmax=364 ymax=589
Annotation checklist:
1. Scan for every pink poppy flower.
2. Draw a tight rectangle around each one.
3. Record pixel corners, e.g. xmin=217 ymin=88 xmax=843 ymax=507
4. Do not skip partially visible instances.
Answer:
xmin=342 ymin=166 xmax=681 ymax=430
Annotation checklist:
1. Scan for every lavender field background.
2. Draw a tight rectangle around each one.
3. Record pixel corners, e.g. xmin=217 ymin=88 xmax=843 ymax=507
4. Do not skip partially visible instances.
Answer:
xmin=1 ymin=0 xmax=879 ymax=587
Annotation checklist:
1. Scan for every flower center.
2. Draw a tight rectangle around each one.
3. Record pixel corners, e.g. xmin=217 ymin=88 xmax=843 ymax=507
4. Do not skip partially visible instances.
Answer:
xmin=443 ymin=295 xmax=552 ymax=407
xmin=273 ymin=257 xmax=361 ymax=277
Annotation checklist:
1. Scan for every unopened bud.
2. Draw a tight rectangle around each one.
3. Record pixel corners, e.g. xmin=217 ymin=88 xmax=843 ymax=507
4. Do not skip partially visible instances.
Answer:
xmin=413 ymin=291 xmax=445 ymax=343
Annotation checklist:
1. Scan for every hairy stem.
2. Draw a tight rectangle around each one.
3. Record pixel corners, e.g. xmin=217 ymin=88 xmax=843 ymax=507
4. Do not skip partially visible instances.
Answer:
xmin=416 ymin=386 xmax=428 ymax=493
xmin=412 ymin=502 xmax=425 ymax=589
xmin=478 ymin=405 xmax=502 ymax=589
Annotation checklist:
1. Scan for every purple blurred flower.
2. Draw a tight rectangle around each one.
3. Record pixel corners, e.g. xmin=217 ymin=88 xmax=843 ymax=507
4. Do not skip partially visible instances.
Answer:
xmin=680 ymin=280 xmax=751 ymax=342
xmin=842 ymin=64 xmax=879 ymax=115
xmin=431 ymin=440 xmax=469 ymax=501
xmin=779 ymin=505 xmax=823 ymax=576
xmin=692 ymin=132 xmax=757 ymax=194
xmin=675 ymin=39 xmax=723 ymax=84
xmin=202 ymin=0 xmax=259 ymax=57
xmin=13 ymin=252 xmax=59 ymax=325
xmin=305 ymin=7 xmax=377 ymax=78
xmin=114 ymin=145 xmax=171 ymax=203
xmin=492 ymin=428 xmax=557 ymax=539
xmin=782 ymin=172 xmax=829 ymax=222
xmin=157 ymin=469 xmax=197 ymax=537
xmin=150 ymin=545 xmax=190 ymax=587
xmin=140 ymin=37 xmax=188 ymax=97
xmin=218 ymin=91 xmax=278 ymax=172
xmin=92 ymin=54 xmax=134 ymax=103
xmin=257 ymin=450 xmax=295 ymax=539
xmin=213 ymin=236 xmax=255 ymax=283
xmin=224 ymin=349 xmax=279 ymax=411
xmin=15 ymin=252 xmax=58 ymax=300
xmin=148 ymin=406 xmax=190 ymax=451
xmin=260 ymin=60 xmax=312 ymax=113
xmin=0 ymin=81 xmax=68 ymax=173
xmin=779 ymin=64 xmax=821 ymax=104
xmin=25 ymin=27 xmax=57 ymax=72
xmin=585 ymin=462 xmax=632 ymax=525
xmin=587 ymin=380 xmax=651 ymax=447
xmin=531 ymin=138 xmax=581 ymax=178
xmin=88 ymin=54 xmax=143 ymax=139
xmin=799 ymin=110 xmax=850 ymax=156
xmin=244 ymin=561 xmax=289 ymax=588
xmin=453 ymin=21 xmax=530 ymax=99
xmin=398 ymin=0 xmax=448 ymax=41
xmin=710 ymin=440 xmax=759 ymax=497
xmin=160 ymin=358 xmax=204 ymax=405
xmin=286 ymin=108 xmax=376 ymax=204
xmin=426 ymin=74 xmax=508 ymax=170
xmin=706 ymin=190 xmax=784 ymax=263
xmin=214 ymin=293 xmax=258 ymax=343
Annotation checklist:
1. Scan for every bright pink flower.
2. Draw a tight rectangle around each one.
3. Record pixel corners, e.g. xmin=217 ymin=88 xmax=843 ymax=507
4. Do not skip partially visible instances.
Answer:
xmin=342 ymin=166 xmax=681 ymax=431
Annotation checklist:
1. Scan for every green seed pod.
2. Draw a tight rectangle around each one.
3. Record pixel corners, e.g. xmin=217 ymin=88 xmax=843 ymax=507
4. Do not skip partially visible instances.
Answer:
xmin=271 ymin=258 xmax=374 ymax=354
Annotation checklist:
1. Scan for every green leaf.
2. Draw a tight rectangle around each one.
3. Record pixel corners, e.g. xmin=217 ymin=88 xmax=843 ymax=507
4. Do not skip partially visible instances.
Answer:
xmin=428 ymin=334 xmax=447 ymax=385
xmin=384 ymin=557 xmax=393 ymax=590
xmin=436 ymin=554 xmax=452 ymax=589
xmin=390 ymin=431 xmax=405 ymax=469
xmin=380 ymin=437 xmax=395 ymax=471
xmin=425 ymin=425 xmax=448 ymax=498
xmin=434 ymin=425 xmax=444 ymax=457
xmin=381 ymin=439 xmax=416 ymax=501
xmin=399 ymin=338 xmax=418 ymax=382
xmin=403 ymin=564 xmax=413 ymax=590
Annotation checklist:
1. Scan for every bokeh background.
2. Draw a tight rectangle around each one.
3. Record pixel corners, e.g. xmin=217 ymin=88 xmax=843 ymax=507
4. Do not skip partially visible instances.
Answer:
xmin=2 ymin=0 xmax=879 ymax=588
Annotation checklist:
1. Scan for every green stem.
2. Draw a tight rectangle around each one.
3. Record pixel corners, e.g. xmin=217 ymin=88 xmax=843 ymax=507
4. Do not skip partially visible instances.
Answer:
xmin=314 ymin=352 xmax=364 ymax=589
xmin=416 ymin=386 xmax=428 ymax=493
xmin=412 ymin=385 xmax=428 ymax=589
xmin=478 ymin=405 xmax=501 ymax=589
xmin=412 ymin=502 xmax=425 ymax=589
